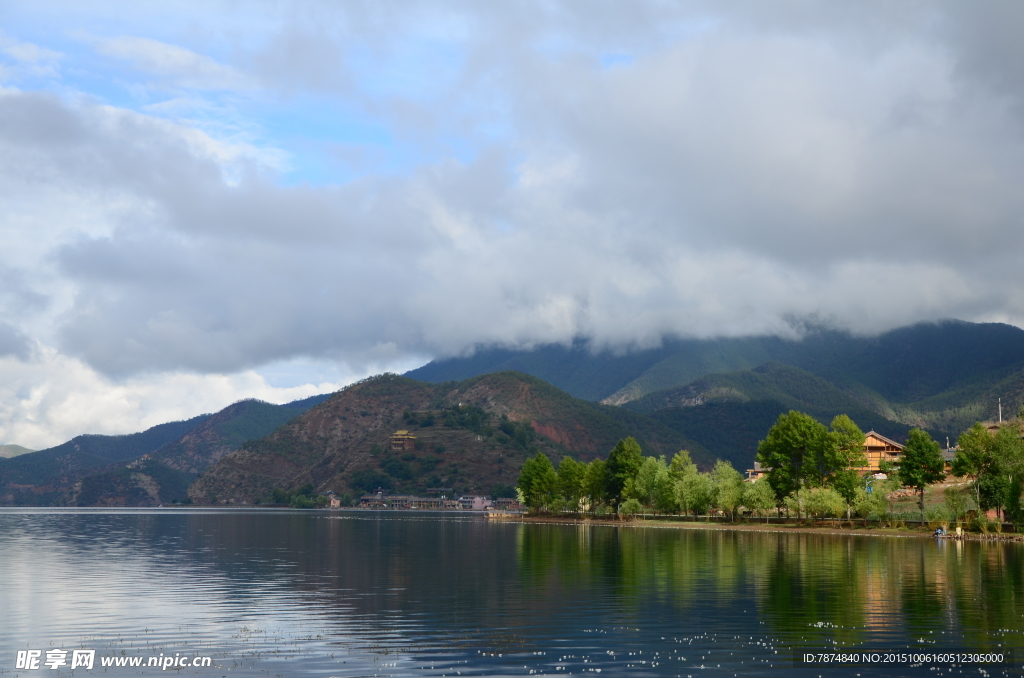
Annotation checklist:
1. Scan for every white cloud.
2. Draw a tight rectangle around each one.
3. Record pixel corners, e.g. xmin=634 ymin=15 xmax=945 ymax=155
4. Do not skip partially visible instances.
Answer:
xmin=2 ymin=1 xmax=1024 ymax=443
xmin=0 ymin=32 xmax=63 ymax=81
xmin=94 ymin=36 xmax=252 ymax=92
xmin=0 ymin=346 xmax=352 ymax=450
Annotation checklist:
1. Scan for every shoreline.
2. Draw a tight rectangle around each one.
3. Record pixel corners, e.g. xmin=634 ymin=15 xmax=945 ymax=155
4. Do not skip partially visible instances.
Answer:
xmin=498 ymin=514 xmax=1024 ymax=542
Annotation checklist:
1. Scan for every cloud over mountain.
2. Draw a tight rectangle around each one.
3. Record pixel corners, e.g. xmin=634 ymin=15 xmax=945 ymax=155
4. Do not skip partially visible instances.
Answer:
xmin=1 ymin=1 xmax=1024 ymax=444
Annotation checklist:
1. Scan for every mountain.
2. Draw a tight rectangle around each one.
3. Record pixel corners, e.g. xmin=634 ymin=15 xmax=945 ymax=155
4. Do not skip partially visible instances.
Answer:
xmin=627 ymin=363 xmax=915 ymax=469
xmin=188 ymin=372 xmax=711 ymax=505
xmin=0 ymin=413 xmax=213 ymax=505
xmin=0 ymin=393 xmax=334 ymax=506
xmin=406 ymin=337 xmax=779 ymax=402
xmin=0 ymin=444 xmax=34 ymax=459
xmin=67 ymin=458 xmax=196 ymax=507
xmin=406 ymin=320 xmax=1024 ymax=437
xmin=152 ymin=396 xmax=333 ymax=474
xmin=34 ymin=414 xmax=213 ymax=464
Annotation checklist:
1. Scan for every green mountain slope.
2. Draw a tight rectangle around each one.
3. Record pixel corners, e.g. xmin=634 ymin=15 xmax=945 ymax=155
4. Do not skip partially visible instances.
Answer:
xmin=624 ymin=363 xmax=914 ymax=471
xmin=405 ymin=341 xmax=685 ymax=401
xmin=623 ymin=363 xmax=868 ymax=414
xmin=406 ymin=321 xmax=1024 ymax=414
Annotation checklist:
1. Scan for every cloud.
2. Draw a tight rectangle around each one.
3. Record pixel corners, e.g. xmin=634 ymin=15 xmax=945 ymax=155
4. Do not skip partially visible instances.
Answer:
xmin=0 ymin=347 xmax=349 ymax=449
xmin=1 ymin=1 xmax=1024 ymax=442
xmin=0 ymin=32 xmax=63 ymax=81
xmin=0 ymin=323 xmax=30 ymax=361
xmin=95 ymin=36 xmax=252 ymax=91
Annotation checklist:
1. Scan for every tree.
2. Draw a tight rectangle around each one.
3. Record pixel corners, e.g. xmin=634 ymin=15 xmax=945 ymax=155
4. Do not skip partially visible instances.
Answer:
xmin=756 ymin=411 xmax=831 ymax=511
xmin=802 ymin=487 xmax=847 ymax=523
xmin=630 ymin=456 xmax=665 ymax=508
xmin=898 ymin=428 xmax=946 ymax=514
xmin=669 ymin=450 xmax=697 ymax=482
xmin=830 ymin=415 xmax=867 ymax=469
xmin=677 ymin=472 xmax=714 ymax=519
xmin=943 ymin=485 xmax=974 ymax=523
xmin=652 ymin=468 xmax=678 ymax=514
xmin=953 ymin=423 xmax=996 ymax=510
xmin=988 ymin=425 xmax=1024 ymax=523
xmin=619 ymin=498 xmax=643 ymax=518
xmin=517 ymin=452 xmax=558 ymax=511
xmin=851 ymin=484 xmax=887 ymax=523
xmin=743 ymin=479 xmax=777 ymax=522
xmin=711 ymin=460 xmax=745 ymax=521
xmin=582 ymin=459 xmax=608 ymax=513
xmin=557 ymin=457 xmax=586 ymax=512
xmin=605 ymin=437 xmax=644 ymax=511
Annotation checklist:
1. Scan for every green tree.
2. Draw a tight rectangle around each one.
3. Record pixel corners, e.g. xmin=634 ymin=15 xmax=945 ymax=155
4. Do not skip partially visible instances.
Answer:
xmin=557 ymin=456 xmax=587 ymax=512
xmin=517 ymin=452 xmax=559 ymax=512
xmin=943 ymin=485 xmax=974 ymax=524
xmin=711 ymin=460 xmax=745 ymax=521
xmin=619 ymin=497 xmax=643 ymax=518
xmin=605 ymin=437 xmax=644 ymax=511
xmin=668 ymin=450 xmax=697 ymax=481
xmin=802 ymin=487 xmax=847 ymax=522
xmin=898 ymin=428 xmax=946 ymax=514
xmin=989 ymin=425 xmax=1024 ymax=523
xmin=742 ymin=479 xmax=777 ymax=521
xmin=652 ymin=466 xmax=678 ymax=514
xmin=829 ymin=414 xmax=866 ymax=506
xmin=852 ymin=484 xmax=887 ymax=523
xmin=756 ymin=411 xmax=831 ymax=512
xmin=952 ymin=423 xmax=996 ymax=510
xmin=677 ymin=472 xmax=714 ymax=519
xmin=582 ymin=458 xmax=608 ymax=513
xmin=630 ymin=456 xmax=666 ymax=508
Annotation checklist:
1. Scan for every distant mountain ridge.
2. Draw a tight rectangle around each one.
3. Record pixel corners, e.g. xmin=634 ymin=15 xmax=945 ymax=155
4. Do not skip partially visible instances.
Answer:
xmin=0 ymin=444 xmax=34 ymax=459
xmin=407 ymin=320 xmax=1024 ymax=436
xmin=0 ymin=393 xmax=333 ymax=506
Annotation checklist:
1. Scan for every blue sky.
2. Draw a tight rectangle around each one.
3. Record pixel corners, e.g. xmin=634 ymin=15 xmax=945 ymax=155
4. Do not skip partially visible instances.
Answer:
xmin=2 ymin=1 xmax=1024 ymax=447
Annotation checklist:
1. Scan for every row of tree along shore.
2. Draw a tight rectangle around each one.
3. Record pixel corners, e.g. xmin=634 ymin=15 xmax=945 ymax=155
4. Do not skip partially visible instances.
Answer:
xmin=516 ymin=410 xmax=1024 ymax=530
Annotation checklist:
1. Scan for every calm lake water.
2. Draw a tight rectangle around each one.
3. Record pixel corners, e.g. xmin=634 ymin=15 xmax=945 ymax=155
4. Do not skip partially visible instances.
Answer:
xmin=1 ymin=509 xmax=1022 ymax=678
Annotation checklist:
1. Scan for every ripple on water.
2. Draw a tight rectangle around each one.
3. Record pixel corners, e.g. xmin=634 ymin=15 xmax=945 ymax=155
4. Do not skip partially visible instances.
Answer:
xmin=2 ymin=509 xmax=1023 ymax=677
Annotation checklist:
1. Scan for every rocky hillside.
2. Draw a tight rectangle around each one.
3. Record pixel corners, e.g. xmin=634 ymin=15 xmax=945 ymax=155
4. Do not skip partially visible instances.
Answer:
xmin=189 ymin=372 xmax=709 ymax=505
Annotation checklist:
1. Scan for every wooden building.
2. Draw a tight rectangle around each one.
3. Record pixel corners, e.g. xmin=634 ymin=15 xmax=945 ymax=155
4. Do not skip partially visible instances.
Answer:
xmin=390 ymin=430 xmax=417 ymax=451
xmin=747 ymin=430 xmax=905 ymax=480
xmin=854 ymin=431 xmax=904 ymax=473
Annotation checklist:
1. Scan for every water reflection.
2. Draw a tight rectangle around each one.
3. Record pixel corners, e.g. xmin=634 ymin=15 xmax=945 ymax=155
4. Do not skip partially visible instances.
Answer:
xmin=518 ymin=522 xmax=1024 ymax=657
xmin=1 ymin=509 xmax=1022 ymax=677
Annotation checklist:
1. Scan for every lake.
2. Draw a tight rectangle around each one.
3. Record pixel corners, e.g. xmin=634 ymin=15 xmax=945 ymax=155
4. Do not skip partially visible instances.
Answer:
xmin=1 ymin=509 xmax=1022 ymax=677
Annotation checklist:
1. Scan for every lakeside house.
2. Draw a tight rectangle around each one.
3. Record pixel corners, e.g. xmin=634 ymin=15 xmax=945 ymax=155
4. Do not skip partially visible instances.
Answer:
xmin=853 ymin=431 xmax=905 ymax=473
xmin=390 ymin=430 xmax=417 ymax=451
xmin=458 ymin=496 xmax=493 ymax=510
xmin=356 ymin=491 xmax=515 ymax=510
xmin=746 ymin=430 xmax=906 ymax=480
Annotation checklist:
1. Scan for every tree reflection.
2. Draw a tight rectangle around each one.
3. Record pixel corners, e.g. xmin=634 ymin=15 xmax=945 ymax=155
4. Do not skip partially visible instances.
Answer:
xmin=517 ymin=524 xmax=1024 ymax=652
